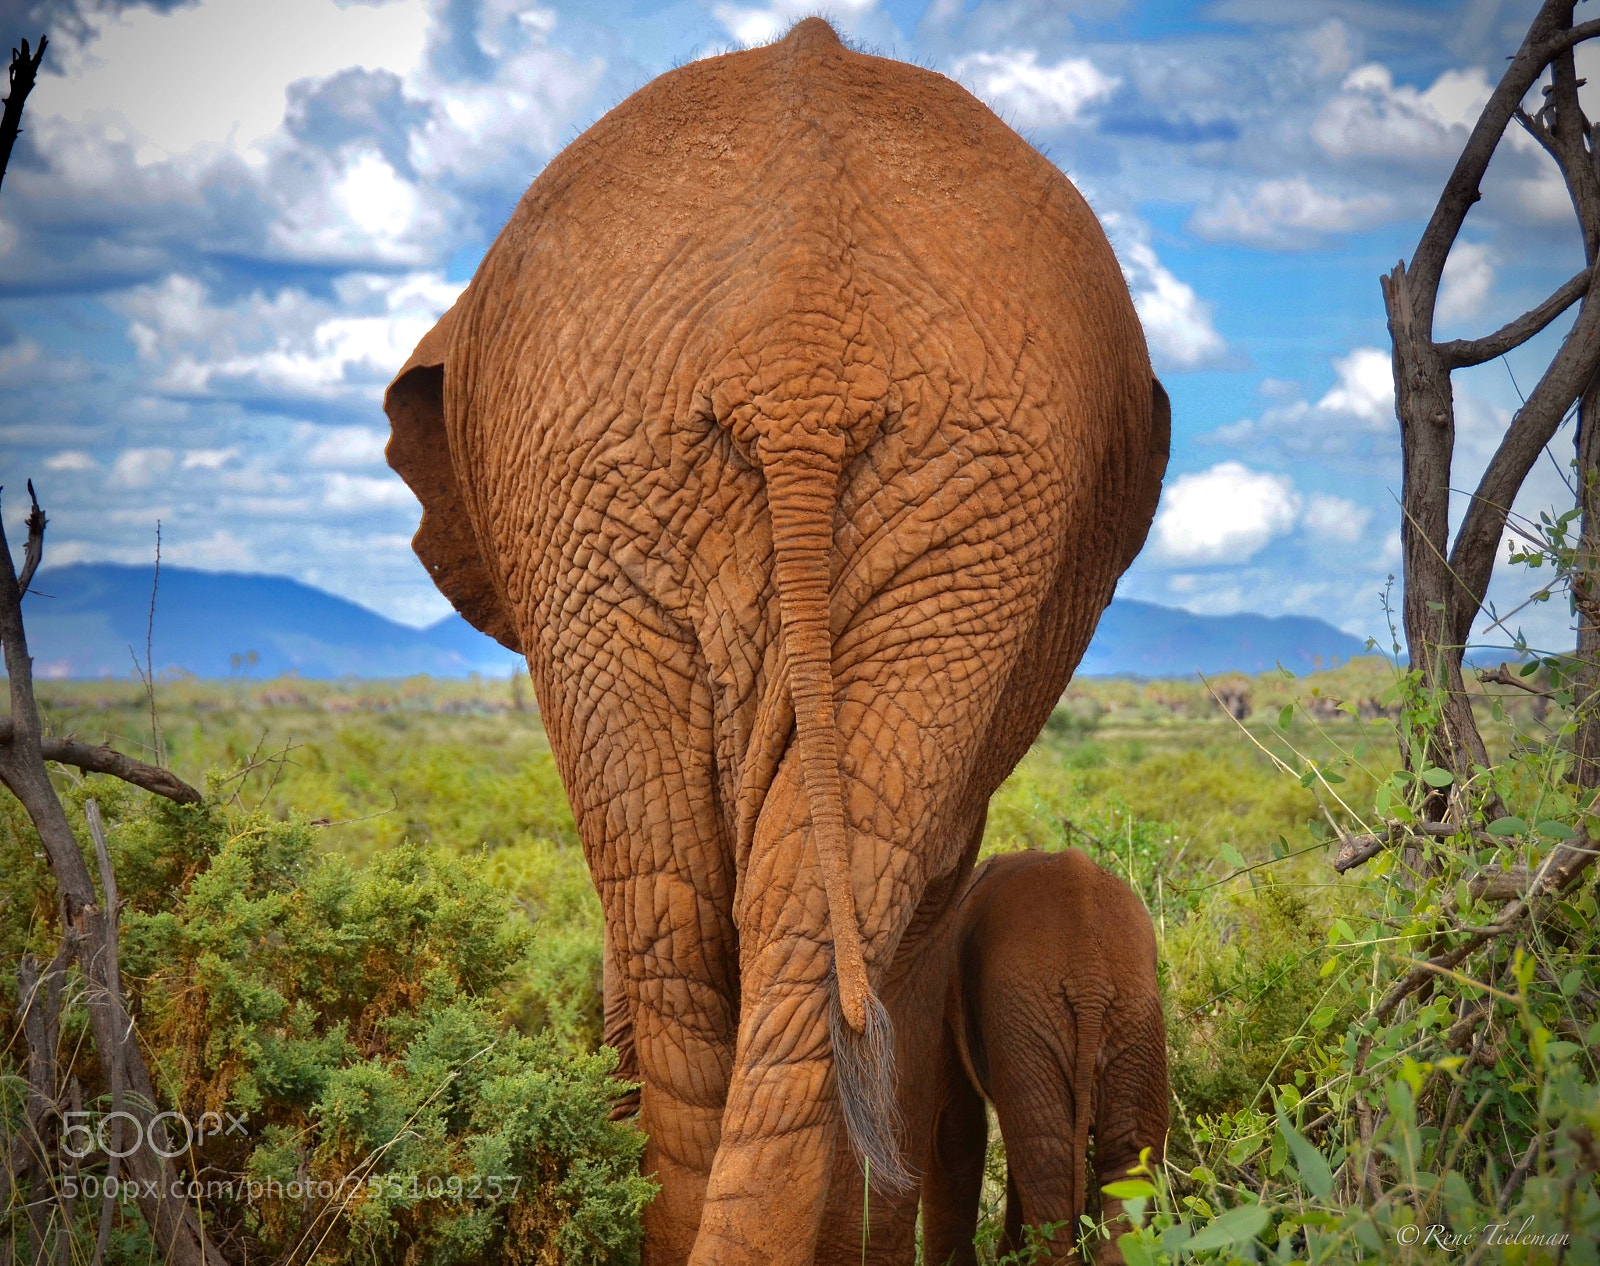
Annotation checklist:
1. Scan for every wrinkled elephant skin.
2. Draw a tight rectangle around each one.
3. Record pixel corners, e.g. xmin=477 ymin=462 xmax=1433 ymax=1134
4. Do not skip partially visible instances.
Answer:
xmin=923 ymin=849 xmax=1169 ymax=1265
xmin=384 ymin=18 xmax=1169 ymax=1265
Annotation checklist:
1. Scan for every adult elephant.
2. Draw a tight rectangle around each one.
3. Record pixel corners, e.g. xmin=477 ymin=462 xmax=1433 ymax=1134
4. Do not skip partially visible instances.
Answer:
xmin=385 ymin=18 xmax=1168 ymax=1264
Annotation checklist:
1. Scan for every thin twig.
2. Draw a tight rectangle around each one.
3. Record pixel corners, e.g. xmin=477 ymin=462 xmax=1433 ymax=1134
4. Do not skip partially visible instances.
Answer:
xmin=1478 ymin=665 xmax=1558 ymax=697
xmin=144 ymin=521 xmax=162 ymax=767
xmin=85 ymin=798 xmax=125 ymax=1266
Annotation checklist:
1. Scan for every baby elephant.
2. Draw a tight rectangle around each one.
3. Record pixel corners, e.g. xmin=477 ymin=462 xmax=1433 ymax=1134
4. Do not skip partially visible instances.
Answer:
xmin=921 ymin=848 xmax=1168 ymax=1265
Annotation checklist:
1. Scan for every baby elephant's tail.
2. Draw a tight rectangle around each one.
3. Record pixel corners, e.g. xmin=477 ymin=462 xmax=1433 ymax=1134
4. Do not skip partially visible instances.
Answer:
xmin=1069 ymin=994 xmax=1108 ymax=1222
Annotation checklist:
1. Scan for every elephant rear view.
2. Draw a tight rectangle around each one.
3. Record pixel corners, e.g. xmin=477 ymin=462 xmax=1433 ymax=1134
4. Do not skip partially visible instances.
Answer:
xmin=385 ymin=18 xmax=1168 ymax=1265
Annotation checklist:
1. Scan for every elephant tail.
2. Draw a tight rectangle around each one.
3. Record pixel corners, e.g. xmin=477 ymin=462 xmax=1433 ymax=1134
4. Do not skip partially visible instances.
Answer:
xmin=1069 ymin=992 xmax=1107 ymax=1223
xmin=763 ymin=444 xmax=912 ymax=1197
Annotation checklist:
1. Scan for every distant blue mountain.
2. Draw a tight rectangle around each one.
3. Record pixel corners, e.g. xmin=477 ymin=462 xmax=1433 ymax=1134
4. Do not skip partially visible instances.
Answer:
xmin=16 ymin=564 xmax=1367 ymax=680
xmin=21 ymin=564 xmax=522 ymax=680
xmin=1079 ymin=598 xmax=1369 ymax=678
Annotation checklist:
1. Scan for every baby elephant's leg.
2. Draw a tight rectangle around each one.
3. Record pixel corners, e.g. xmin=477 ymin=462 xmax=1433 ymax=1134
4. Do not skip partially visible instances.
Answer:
xmin=1088 ymin=999 xmax=1168 ymax=1265
xmin=990 ymin=1002 xmax=1094 ymax=1262
xmin=921 ymin=1021 xmax=988 ymax=1266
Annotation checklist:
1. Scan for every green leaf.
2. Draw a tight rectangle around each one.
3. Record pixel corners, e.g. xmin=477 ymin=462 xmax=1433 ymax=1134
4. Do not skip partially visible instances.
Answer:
xmin=1486 ymin=816 xmax=1528 ymax=837
xmin=1226 ymin=1136 xmax=1260 ymax=1167
xmin=1278 ymin=704 xmax=1294 ymax=730
xmin=1564 ymin=969 xmax=1587 ymax=998
xmin=1276 ymin=1110 xmax=1335 ymax=1202
xmin=1353 ymin=1219 xmax=1384 ymax=1252
xmin=1102 ymin=1179 xmax=1158 ymax=1200
xmin=1268 ymin=1128 xmax=1287 ymax=1176
xmin=1181 ymin=1202 xmax=1271 ymax=1252
xmin=1420 ymin=767 xmax=1454 ymax=788
xmin=1520 ymin=659 xmax=1540 ymax=677
xmin=1221 ymin=843 xmax=1246 ymax=871
xmin=1117 ymin=1233 xmax=1156 ymax=1266
xmin=1536 ymin=820 xmax=1576 ymax=840
xmin=1322 ymin=771 xmax=1346 ymax=784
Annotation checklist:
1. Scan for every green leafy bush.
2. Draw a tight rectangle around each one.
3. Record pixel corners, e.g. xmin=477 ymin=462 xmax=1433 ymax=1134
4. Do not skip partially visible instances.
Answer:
xmin=1 ymin=788 xmax=649 ymax=1263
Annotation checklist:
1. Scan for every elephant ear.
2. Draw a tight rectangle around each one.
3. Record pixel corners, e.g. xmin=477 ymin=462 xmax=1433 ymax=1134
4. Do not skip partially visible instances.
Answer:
xmin=1118 ymin=376 xmax=1172 ymax=573
xmin=384 ymin=303 xmax=523 ymax=653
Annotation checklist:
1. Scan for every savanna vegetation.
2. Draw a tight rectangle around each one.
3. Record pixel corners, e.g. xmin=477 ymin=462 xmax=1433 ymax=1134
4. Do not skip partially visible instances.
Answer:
xmin=5 ymin=649 xmax=1590 ymax=1262
xmin=7 ymin=1 xmax=1600 ymax=1262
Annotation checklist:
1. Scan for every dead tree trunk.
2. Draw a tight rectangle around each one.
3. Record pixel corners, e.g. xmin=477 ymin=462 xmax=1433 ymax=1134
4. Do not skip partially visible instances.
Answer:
xmin=1 ymin=498 xmax=227 ymax=1266
xmin=1516 ymin=40 xmax=1600 ymax=787
xmin=1385 ymin=0 xmax=1600 ymax=794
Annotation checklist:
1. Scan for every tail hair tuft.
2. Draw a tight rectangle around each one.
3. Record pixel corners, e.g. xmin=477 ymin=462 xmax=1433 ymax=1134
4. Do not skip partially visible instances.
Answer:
xmin=829 ymin=974 xmax=915 ymax=1197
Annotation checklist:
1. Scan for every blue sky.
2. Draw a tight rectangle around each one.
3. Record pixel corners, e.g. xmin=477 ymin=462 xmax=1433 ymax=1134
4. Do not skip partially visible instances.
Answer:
xmin=0 ymin=0 xmax=1593 ymax=653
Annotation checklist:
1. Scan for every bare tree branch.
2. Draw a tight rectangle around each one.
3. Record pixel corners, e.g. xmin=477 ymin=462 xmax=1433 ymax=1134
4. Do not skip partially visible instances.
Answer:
xmin=0 ymin=718 xmax=203 ymax=803
xmin=1438 ymin=265 xmax=1593 ymax=369
xmin=1447 ymin=293 xmax=1600 ymax=649
xmin=0 ymin=489 xmax=228 ymax=1266
xmin=1406 ymin=1 xmax=1583 ymax=325
xmin=1373 ymin=832 xmax=1599 ymax=1022
xmin=1478 ymin=666 xmax=1557 ymax=697
xmin=1536 ymin=16 xmax=1600 ymax=61
xmin=1384 ymin=1 xmax=1600 ymax=795
xmin=17 ymin=478 xmax=43 ymax=594
xmin=0 ymin=33 xmax=45 ymax=194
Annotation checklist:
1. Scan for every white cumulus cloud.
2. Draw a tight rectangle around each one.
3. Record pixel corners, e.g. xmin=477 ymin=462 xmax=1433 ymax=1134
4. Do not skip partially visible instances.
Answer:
xmin=1151 ymin=462 xmax=1302 ymax=564
xmin=181 ymin=448 xmax=239 ymax=471
xmin=712 ymin=0 xmax=877 ymax=46
xmin=41 ymin=0 xmax=431 ymax=166
xmin=1191 ymin=176 xmax=1391 ymax=248
xmin=1303 ymin=493 xmax=1372 ymax=543
xmin=953 ymin=49 xmax=1118 ymax=129
xmin=109 ymin=447 xmax=175 ymax=488
xmin=1116 ymin=233 xmax=1230 ymax=372
xmin=1316 ymin=347 xmax=1393 ymax=428
xmin=270 ymin=149 xmax=445 ymax=266
xmin=118 ymin=271 xmax=464 ymax=404
xmin=308 ymin=427 xmax=390 ymax=468
xmin=1437 ymin=241 xmax=1494 ymax=324
xmin=1312 ymin=63 xmax=1491 ymax=161
xmin=45 ymin=450 xmax=96 ymax=471
xmin=323 ymin=473 xmax=416 ymax=512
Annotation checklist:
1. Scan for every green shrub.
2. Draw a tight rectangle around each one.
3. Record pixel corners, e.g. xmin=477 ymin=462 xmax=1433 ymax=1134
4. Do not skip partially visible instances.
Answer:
xmin=1 ymin=790 xmax=650 ymax=1263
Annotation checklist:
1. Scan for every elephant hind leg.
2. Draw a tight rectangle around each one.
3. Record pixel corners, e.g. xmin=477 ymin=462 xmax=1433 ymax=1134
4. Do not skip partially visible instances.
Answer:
xmin=920 ymin=1019 xmax=987 ymax=1266
xmin=990 ymin=1004 xmax=1096 ymax=1263
xmin=1089 ymin=1000 xmax=1169 ymax=1265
